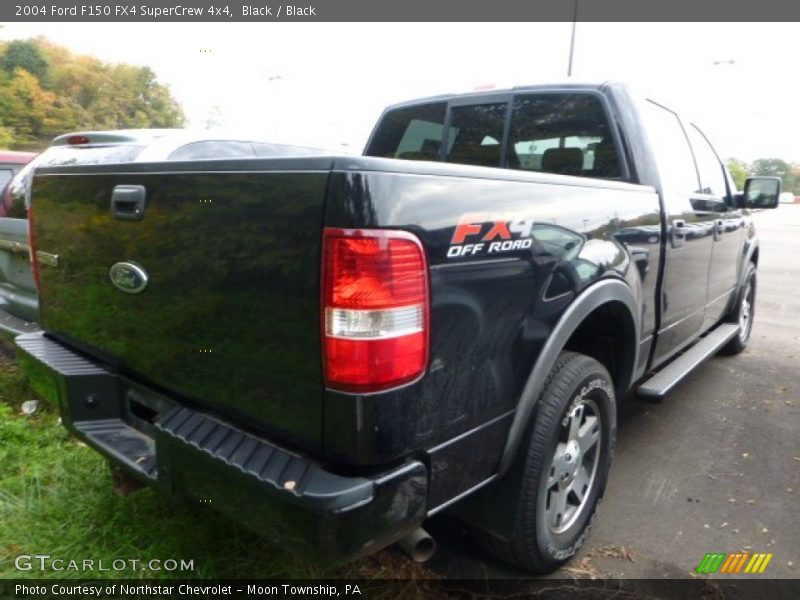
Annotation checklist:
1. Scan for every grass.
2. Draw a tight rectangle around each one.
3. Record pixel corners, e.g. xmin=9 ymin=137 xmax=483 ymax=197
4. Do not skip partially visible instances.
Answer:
xmin=0 ymin=348 xmax=428 ymax=581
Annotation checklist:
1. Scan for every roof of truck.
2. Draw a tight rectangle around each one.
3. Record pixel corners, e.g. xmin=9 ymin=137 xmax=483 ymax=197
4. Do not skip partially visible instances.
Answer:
xmin=383 ymin=81 xmax=613 ymax=110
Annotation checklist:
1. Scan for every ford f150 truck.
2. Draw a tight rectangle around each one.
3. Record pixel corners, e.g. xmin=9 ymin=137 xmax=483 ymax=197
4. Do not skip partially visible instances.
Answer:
xmin=16 ymin=81 xmax=780 ymax=573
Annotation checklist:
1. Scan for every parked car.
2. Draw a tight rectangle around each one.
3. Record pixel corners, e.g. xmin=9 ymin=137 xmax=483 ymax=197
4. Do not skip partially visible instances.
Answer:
xmin=16 ymin=82 xmax=779 ymax=573
xmin=779 ymin=191 xmax=795 ymax=204
xmin=0 ymin=129 xmax=328 ymax=334
xmin=0 ymin=151 xmax=38 ymax=334
xmin=0 ymin=150 xmax=37 ymax=216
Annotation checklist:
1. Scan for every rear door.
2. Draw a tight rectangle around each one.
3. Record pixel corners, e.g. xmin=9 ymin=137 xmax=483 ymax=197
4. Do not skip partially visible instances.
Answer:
xmin=31 ymin=159 xmax=332 ymax=451
xmin=642 ymin=100 xmax=716 ymax=366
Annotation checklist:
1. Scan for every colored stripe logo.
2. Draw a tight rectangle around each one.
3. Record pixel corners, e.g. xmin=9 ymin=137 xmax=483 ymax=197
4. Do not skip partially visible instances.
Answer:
xmin=696 ymin=552 xmax=773 ymax=574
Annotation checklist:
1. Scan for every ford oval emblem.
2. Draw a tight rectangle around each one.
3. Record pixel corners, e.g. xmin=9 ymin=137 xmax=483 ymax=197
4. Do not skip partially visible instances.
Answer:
xmin=109 ymin=262 xmax=148 ymax=294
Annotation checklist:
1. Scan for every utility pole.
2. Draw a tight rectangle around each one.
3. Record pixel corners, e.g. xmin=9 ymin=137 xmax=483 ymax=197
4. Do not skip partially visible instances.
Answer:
xmin=567 ymin=0 xmax=578 ymax=77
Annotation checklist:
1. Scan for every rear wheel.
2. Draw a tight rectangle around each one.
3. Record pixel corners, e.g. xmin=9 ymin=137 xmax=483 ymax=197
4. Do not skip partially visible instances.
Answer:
xmin=477 ymin=351 xmax=616 ymax=573
xmin=720 ymin=263 xmax=756 ymax=355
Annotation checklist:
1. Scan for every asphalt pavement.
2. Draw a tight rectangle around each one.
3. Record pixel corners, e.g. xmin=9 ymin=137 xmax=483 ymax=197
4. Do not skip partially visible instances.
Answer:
xmin=426 ymin=204 xmax=800 ymax=580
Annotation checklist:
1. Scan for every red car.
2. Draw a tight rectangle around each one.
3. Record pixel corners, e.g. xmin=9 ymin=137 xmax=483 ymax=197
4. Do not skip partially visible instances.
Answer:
xmin=0 ymin=150 xmax=37 ymax=216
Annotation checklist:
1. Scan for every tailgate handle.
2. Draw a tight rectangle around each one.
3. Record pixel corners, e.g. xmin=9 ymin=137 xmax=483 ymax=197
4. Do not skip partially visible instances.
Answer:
xmin=111 ymin=185 xmax=146 ymax=221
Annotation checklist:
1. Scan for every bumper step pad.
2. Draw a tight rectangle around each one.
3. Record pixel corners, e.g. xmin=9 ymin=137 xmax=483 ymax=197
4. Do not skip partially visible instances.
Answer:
xmin=157 ymin=406 xmax=374 ymax=511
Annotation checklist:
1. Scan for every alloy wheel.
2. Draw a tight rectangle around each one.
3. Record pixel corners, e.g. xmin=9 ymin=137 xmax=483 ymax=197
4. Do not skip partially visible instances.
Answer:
xmin=543 ymin=397 xmax=603 ymax=535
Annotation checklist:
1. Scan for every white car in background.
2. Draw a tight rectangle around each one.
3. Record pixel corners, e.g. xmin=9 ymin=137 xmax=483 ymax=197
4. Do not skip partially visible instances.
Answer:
xmin=778 ymin=192 xmax=796 ymax=204
xmin=7 ymin=128 xmax=335 ymax=212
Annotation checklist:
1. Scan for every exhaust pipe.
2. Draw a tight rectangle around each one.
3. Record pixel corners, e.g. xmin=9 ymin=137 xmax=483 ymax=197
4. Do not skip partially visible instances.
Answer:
xmin=397 ymin=527 xmax=436 ymax=563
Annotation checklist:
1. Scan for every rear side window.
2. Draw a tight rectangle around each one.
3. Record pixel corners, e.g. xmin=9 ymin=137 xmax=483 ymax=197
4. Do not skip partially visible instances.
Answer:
xmin=167 ymin=141 xmax=255 ymax=160
xmin=446 ymin=102 xmax=508 ymax=168
xmin=686 ymin=125 xmax=727 ymax=198
xmin=507 ymin=94 xmax=621 ymax=178
xmin=365 ymin=102 xmax=447 ymax=161
xmin=641 ymin=101 xmax=699 ymax=194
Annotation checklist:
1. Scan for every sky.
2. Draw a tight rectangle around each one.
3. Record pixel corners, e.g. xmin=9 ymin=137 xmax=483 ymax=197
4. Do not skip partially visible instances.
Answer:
xmin=1 ymin=22 xmax=798 ymax=161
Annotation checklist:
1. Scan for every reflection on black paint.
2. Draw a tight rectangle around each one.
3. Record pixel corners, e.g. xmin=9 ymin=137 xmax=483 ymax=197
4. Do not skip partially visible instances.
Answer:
xmin=34 ymin=171 xmax=327 ymax=450
xmin=323 ymin=169 xmax=661 ymax=478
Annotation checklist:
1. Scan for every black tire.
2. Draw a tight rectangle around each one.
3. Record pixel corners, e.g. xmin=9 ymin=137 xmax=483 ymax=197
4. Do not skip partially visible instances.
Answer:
xmin=477 ymin=351 xmax=616 ymax=573
xmin=720 ymin=262 xmax=756 ymax=356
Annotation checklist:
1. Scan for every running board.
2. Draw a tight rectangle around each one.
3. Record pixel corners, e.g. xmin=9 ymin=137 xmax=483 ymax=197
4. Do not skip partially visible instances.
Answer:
xmin=637 ymin=323 xmax=740 ymax=402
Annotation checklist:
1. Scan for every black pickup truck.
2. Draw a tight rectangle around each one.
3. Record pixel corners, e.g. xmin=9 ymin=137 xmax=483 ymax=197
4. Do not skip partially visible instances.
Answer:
xmin=16 ymin=81 xmax=780 ymax=573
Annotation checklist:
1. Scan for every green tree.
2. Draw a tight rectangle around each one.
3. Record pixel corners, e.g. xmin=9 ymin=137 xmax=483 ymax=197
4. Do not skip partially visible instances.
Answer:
xmin=0 ymin=37 xmax=184 ymax=150
xmin=791 ymin=163 xmax=800 ymax=195
xmin=0 ymin=126 xmax=13 ymax=149
xmin=1 ymin=39 xmax=49 ymax=82
xmin=725 ymin=158 xmax=749 ymax=190
xmin=0 ymin=68 xmax=58 ymax=146
xmin=751 ymin=158 xmax=795 ymax=193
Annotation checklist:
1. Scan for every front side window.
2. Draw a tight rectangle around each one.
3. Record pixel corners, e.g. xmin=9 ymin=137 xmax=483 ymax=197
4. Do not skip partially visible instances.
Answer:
xmin=507 ymin=94 xmax=621 ymax=178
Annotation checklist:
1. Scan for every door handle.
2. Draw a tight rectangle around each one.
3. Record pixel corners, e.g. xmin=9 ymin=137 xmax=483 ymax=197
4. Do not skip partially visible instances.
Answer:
xmin=671 ymin=219 xmax=687 ymax=249
xmin=111 ymin=185 xmax=146 ymax=221
xmin=713 ymin=218 xmax=724 ymax=241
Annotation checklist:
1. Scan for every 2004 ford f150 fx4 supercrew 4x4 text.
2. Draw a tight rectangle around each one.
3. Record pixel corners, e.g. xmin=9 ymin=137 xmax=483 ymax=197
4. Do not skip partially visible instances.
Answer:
xmin=16 ymin=82 xmax=780 ymax=573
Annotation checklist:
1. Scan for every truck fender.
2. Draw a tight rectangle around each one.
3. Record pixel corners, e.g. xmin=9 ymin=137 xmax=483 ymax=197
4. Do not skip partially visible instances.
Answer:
xmin=497 ymin=278 xmax=640 ymax=475
xmin=728 ymin=237 xmax=759 ymax=313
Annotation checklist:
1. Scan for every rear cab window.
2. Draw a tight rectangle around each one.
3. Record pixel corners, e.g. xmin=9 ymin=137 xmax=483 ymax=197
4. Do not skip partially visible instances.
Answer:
xmin=365 ymin=90 xmax=624 ymax=180
xmin=447 ymin=102 xmax=507 ymax=168
xmin=365 ymin=102 xmax=447 ymax=161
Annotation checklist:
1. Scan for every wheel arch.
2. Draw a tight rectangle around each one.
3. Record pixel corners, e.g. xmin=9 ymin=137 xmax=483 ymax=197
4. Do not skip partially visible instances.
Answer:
xmin=726 ymin=237 xmax=759 ymax=316
xmin=497 ymin=278 xmax=639 ymax=476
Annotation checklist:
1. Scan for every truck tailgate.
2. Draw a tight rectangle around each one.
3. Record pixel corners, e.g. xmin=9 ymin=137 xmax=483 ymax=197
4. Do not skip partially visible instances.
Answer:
xmin=31 ymin=159 xmax=332 ymax=450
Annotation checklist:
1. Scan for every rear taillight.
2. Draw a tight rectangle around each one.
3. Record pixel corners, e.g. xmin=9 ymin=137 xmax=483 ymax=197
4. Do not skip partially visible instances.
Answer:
xmin=67 ymin=135 xmax=90 ymax=145
xmin=27 ymin=202 xmax=40 ymax=291
xmin=322 ymin=228 xmax=429 ymax=393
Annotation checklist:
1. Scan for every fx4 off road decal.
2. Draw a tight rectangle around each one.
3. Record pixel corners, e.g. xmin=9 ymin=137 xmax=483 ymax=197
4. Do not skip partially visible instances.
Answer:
xmin=448 ymin=213 xmax=535 ymax=258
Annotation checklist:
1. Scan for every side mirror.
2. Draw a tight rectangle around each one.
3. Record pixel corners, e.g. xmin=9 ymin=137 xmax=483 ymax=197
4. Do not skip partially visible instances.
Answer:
xmin=738 ymin=176 xmax=781 ymax=209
